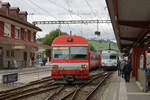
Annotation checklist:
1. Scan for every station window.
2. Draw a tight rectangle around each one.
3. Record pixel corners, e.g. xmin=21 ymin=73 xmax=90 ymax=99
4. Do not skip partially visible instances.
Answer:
xmin=6 ymin=50 xmax=10 ymax=57
xmin=24 ymin=31 xmax=28 ymax=41
xmin=4 ymin=23 xmax=11 ymax=37
xmin=15 ymin=27 xmax=20 ymax=40
xmin=11 ymin=50 xmax=15 ymax=57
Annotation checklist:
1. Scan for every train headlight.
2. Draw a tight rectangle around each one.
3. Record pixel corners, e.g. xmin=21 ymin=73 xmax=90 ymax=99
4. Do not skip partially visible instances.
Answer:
xmin=52 ymin=65 xmax=59 ymax=70
xmin=81 ymin=64 xmax=88 ymax=69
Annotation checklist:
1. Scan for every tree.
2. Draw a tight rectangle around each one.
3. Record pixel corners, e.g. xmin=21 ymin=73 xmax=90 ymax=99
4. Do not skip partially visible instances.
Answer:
xmin=89 ymin=44 xmax=96 ymax=51
xmin=42 ymin=29 xmax=67 ymax=59
xmin=42 ymin=29 xmax=67 ymax=46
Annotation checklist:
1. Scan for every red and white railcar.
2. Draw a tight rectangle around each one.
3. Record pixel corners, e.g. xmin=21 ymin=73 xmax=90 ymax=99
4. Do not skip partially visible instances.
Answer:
xmin=51 ymin=35 xmax=101 ymax=83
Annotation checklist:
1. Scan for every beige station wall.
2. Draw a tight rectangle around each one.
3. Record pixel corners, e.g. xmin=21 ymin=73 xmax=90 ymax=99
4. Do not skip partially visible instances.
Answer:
xmin=0 ymin=44 xmax=35 ymax=68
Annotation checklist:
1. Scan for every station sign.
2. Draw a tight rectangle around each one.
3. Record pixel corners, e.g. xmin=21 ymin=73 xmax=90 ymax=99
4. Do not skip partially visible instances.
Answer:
xmin=2 ymin=73 xmax=18 ymax=84
xmin=12 ymin=46 xmax=25 ymax=49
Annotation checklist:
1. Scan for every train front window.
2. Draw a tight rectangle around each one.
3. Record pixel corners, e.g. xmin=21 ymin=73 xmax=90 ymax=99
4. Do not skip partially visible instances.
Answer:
xmin=53 ymin=47 xmax=69 ymax=60
xmin=70 ymin=47 xmax=88 ymax=60
xmin=110 ymin=55 xmax=117 ymax=59
xmin=102 ymin=55 xmax=109 ymax=59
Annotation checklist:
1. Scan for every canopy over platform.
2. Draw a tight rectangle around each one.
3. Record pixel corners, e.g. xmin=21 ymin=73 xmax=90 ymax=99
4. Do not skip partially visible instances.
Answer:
xmin=106 ymin=0 xmax=150 ymax=53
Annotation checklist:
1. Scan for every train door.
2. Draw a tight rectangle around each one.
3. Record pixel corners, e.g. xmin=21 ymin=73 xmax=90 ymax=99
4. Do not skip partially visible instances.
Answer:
xmin=0 ymin=47 xmax=3 ymax=68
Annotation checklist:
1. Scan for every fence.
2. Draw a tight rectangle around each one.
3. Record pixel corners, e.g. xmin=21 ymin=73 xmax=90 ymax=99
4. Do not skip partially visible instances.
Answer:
xmin=0 ymin=66 xmax=52 ymax=85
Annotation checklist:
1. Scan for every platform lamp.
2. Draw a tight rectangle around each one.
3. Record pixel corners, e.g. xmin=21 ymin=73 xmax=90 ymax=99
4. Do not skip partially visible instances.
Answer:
xmin=95 ymin=31 xmax=100 ymax=36
xmin=95 ymin=20 xmax=101 ymax=36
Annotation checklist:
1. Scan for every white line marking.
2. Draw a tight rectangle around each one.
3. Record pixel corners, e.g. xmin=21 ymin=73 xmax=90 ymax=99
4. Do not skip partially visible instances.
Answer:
xmin=113 ymin=89 xmax=117 ymax=100
xmin=128 ymin=92 xmax=150 ymax=95
xmin=119 ymin=78 xmax=128 ymax=100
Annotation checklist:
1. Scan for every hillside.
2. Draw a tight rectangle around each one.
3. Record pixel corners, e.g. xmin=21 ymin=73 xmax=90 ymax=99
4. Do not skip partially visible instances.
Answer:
xmin=88 ymin=40 xmax=118 ymax=51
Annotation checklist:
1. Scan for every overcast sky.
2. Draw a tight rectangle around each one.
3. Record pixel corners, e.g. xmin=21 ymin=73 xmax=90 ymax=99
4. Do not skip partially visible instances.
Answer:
xmin=2 ymin=0 xmax=115 ymax=41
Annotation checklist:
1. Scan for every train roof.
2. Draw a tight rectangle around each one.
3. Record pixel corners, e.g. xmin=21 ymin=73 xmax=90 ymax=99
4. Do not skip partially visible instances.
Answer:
xmin=102 ymin=50 xmax=118 ymax=55
xmin=52 ymin=35 xmax=89 ymax=46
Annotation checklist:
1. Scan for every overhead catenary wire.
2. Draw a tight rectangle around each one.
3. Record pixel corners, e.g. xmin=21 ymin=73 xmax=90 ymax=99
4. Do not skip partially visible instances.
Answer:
xmin=64 ymin=0 xmax=73 ymax=35
xmin=84 ymin=0 xmax=111 ymax=35
xmin=47 ymin=0 xmax=69 ymax=13
xmin=47 ymin=0 xmax=83 ymax=19
xmin=84 ymin=0 xmax=97 ymax=18
xmin=84 ymin=0 xmax=102 ymax=38
xmin=14 ymin=0 xmax=112 ymax=40
xmin=27 ymin=0 xmax=58 ymax=20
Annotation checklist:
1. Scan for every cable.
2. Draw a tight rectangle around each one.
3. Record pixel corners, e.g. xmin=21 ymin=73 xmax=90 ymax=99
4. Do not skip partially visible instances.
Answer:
xmin=27 ymin=0 xmax=58 ymax=20
xmin=64 ymin=0 xmax=73 ymax=35
xmin=48 ymin=0 xmax=83 ymax=19
xmin=47 ymin=0 xmax=68 ymax=12
xmin=84 ymin=0 xmax=97 ymax=18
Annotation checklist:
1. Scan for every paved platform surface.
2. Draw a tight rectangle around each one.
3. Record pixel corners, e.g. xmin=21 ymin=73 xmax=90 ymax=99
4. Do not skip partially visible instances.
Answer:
xmin=0 ymin=65 xmax=51 ymax=91
xmin=102 ymin=71 xmax=150 ymax=100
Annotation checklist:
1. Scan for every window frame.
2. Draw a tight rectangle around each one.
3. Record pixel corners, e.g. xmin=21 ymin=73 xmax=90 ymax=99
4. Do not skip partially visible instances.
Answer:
xmin=70 ymin=46 xmax=88 ymax=60
xmin=15 ymin=27 xmax=21 ymax=40
xmin=4 ymin=23 xmax=11 ymax=37
xmin=52 ymin=47 xmax=69 ymax=60
xmin=24 ymin=30 xmax=28 ymax=41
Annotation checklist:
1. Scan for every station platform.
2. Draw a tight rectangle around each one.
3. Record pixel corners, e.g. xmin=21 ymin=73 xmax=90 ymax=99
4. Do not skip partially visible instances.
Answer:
xmin=102 ymin=71 xmax=150 ymax=100
xmin=0 ymin=65 xmax=51 ymax=91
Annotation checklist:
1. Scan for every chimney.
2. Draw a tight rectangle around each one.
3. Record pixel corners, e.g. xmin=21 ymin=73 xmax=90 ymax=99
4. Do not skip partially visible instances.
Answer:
xmin=19 ymin=11 xmax=28 ymax=21
xmin=0 ymin=2 xmax=10 ymax=15
xmin=9 ymin=7 xmax=20 ymax=18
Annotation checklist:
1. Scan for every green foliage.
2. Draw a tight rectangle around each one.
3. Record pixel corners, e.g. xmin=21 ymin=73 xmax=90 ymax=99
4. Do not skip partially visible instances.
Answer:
xmin=89 ymin=44 xmax=96 ymax=51
xmin=88 ymin=40 xmax=118 ymax=51
xmin=42 ymin=29 xmax=67 ymax=58
xmin=42 ymin=29 xmax=66 ymax=46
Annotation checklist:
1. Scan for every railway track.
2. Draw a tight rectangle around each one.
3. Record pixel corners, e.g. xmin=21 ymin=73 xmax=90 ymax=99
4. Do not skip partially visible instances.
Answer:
xmin=0 ymin=76 xmax=52 ymax=94
xmin=0 ymin=70 xmax=112 ymax=100
xmin=45 ymin=71 xmax=111 ymax=100
xmin=0 ymin=76 xmax=55 ymax=100
xmin=69 ymin=72 xmax=110 ymax=100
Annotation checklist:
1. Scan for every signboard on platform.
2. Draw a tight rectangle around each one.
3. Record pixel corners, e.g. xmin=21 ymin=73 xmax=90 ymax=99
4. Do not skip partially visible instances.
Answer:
xmin=2 ymin=73 xmax=18 ymax=84
xmin=12 ymin=46 xmax=25 ymax=49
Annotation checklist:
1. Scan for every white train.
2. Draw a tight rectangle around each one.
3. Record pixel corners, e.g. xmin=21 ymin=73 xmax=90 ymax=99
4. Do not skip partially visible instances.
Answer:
xmin=101 ymin=50 xmax=118 ymax=70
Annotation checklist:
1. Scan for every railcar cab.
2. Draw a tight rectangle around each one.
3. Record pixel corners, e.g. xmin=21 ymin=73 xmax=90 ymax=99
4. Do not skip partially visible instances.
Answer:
xmin=51 ymin=35 xmax=90 ymax=83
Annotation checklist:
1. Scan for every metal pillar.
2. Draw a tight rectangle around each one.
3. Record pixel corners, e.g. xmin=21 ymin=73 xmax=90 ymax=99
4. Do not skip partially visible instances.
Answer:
xmin=132 ymin=48 xmax=136 ymax=77
xmin=144 ymin=50 xmax=147 ymax=69
xmin=132 ymin=48 xmax=143 ymax=81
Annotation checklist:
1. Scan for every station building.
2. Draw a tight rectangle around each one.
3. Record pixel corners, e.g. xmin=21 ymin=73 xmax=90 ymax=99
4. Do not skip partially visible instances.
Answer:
xmin=0 ymin=2 xmax=50 ymax=69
